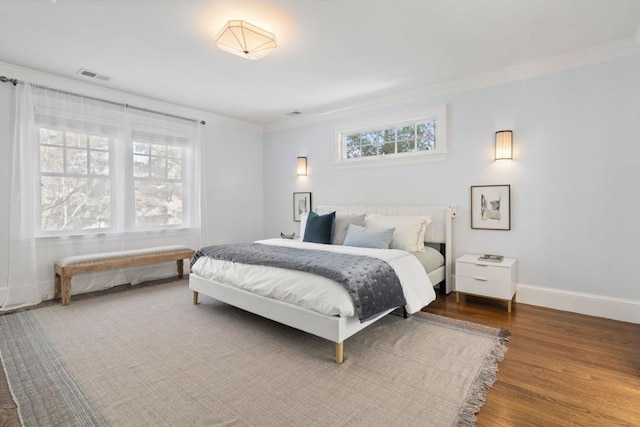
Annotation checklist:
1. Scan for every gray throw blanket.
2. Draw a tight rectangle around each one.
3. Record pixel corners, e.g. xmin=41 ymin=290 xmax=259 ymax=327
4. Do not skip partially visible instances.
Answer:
xmin=192 ymin=243 xmax=406 ymax=322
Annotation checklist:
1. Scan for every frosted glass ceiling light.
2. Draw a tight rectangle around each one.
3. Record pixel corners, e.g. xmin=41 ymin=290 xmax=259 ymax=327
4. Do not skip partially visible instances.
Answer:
xmin=215 ymin=20 xmax=277 ymax=60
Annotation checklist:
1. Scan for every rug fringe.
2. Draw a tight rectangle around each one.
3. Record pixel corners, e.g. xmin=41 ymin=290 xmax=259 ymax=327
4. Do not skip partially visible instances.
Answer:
xmin=454 ymin=328 xmax=511 ymax=427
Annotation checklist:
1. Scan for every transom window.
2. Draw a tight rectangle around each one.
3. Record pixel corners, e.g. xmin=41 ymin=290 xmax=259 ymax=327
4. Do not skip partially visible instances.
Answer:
xmin=334 ymin=105 xmax=447 ymax=167
xmin=345 ymin=122 xmax=435 ymax=158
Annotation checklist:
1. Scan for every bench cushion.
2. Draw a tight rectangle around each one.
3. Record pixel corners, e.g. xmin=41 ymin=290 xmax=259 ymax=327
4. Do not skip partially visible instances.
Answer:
xmin=56 ymin=245 xmax=193 ymax=267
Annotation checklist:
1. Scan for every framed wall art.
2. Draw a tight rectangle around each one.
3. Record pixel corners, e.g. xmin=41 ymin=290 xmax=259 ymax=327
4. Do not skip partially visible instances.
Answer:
xmin=293 ymin=192 xmax=312 ymax=222
xmin=471 ymin=185 xmax=511 ymax=230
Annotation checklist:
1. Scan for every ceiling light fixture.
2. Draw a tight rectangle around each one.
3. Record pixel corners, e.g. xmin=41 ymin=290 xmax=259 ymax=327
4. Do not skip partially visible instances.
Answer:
xmin=214 ymin=20 xmax=277 ymax=60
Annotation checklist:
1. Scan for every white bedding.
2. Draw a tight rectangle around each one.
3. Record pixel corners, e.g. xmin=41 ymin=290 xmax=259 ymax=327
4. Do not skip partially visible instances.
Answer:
xmin=191 ymin=238 xmax=436 ymax=318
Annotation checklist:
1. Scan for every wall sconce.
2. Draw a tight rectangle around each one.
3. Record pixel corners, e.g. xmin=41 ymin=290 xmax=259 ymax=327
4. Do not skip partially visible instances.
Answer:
xmin=495 ymin=130 xmax=513 ymax=160
xmin=214 ymin=20 xmax=277 ymax=60
xmin=296 ymin=157 xmax=308 ymax=176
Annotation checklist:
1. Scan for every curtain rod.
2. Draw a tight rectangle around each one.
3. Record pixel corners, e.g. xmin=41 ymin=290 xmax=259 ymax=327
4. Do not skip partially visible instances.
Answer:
xmin=0 ymin=75 xmax=206 ymax=125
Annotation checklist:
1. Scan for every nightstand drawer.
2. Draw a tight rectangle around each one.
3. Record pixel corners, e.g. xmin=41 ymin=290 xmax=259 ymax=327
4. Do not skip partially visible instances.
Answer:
xmin=455 ymin=276 xmax=515 ymax=300
xmin=456 ymin=262 xmax=513 ymax=282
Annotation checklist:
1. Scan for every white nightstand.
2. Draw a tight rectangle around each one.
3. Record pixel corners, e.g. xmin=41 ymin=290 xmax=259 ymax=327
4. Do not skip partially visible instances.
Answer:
xmin=455 ymin=254 xmax=517 ymax=313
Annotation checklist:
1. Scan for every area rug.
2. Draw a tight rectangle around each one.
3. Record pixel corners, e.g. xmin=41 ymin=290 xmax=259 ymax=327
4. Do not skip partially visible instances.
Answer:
xmin=0 ymin=280 xmax=509 ymax=426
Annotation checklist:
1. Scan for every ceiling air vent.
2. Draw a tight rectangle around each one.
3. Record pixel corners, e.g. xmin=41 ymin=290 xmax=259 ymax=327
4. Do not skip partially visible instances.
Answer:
xmin=77 ymin=68 xmax=111 ymax=82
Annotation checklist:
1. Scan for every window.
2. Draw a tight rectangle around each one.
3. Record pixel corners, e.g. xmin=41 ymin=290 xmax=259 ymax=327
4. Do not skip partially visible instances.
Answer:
xmin=334 ymin=105 xmax=447 ymax=167
xmin=345 ymin=122 xmax=435 ymax=158
xmin=132 ymin=132 xmax=186 ymax=228
xmin=39 ymin=128 xmax=112 ymax=232
xmin=34 ymin=89 xmax=200 ymax=236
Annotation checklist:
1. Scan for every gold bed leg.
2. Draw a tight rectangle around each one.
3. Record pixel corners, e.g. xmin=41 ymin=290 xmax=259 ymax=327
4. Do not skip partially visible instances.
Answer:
xmin=192 ymin=291 xmax=199 ymax=305
xmin=336 ymin=342 xmax=344 ymax=365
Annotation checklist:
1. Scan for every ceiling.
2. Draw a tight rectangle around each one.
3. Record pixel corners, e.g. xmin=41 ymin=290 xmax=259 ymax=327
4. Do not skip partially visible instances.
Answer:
xmin=1 ymin=0 xmax=639 ymax=126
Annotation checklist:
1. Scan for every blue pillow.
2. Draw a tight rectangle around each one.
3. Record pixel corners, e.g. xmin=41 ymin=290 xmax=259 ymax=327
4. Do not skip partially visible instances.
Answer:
xmin=302 ymin=211 xmax=336 ymax=244
xmin=343 ymin=224 xmax=395 ymax=249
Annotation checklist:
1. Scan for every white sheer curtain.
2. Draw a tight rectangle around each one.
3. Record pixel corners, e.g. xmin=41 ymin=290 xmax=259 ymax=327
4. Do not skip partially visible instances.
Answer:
xmin=1 ymin=83 xmax=202 ymax=311
xmin=127 ymin=107 xmax=201 ymax=233
xmin=1 ymin=83 xmax=40 ymax=310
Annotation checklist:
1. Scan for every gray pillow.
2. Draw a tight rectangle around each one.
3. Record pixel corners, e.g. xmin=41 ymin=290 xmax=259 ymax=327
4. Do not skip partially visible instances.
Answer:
xmin=343 ymin=224 xmax=395 ymax=249
xmin=332 ymin=214 xmax=366 ymax=245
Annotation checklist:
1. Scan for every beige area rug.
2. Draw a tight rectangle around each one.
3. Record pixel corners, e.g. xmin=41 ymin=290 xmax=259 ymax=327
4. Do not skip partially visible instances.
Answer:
xmin=0 ymin=280 xmax=509 ymax=426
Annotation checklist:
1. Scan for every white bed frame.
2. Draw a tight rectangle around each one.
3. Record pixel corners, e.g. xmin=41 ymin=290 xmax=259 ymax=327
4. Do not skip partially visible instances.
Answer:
xmin=190 ymin=205 xmax=454 ymax=364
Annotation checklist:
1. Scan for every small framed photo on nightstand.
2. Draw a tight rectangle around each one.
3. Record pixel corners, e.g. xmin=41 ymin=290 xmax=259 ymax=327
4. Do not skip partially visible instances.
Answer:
xmin=293 ymin=192 xmax=311 ymax=222
xmin=471 ymin=184 xmax=511 ymax=230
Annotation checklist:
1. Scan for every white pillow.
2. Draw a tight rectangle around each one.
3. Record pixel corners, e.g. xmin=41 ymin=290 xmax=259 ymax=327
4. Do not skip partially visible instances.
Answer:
xmin=299 ymin=212 xmax=308 ymax=239
xmin=364 ymin=214 xmax=432 ymax=252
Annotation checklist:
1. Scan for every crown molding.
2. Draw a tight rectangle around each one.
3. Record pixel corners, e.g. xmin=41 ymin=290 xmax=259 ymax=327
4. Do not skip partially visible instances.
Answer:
xmin=0 ymin=61 xmax=263 ymax=132
xmin=264 ymin=38 xmax=640 ymax=133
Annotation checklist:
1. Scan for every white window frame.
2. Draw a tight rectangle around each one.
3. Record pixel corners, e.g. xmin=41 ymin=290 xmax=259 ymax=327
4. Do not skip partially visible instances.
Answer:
xmin=129 ymin=125 xmax=192 ymax=231
xmin=333 ymin=104 xmax=447 ymax=168
xmin=35 ymin=115 xmax=198 ymax=237
xmin=37 ymin=126 xmax=115 ymax=235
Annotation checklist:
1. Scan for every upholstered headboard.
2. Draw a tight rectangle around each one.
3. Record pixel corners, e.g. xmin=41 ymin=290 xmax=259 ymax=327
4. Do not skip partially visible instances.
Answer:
xmin=316 ymin=205 xmax=454 ymax=293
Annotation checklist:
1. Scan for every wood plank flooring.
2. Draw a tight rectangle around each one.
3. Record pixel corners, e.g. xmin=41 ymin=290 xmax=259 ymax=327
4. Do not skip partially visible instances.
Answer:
xmin=1 ymin=288 xmax=638 ymax=426
xmin=423 ymin=293 xmax=640 ymax=426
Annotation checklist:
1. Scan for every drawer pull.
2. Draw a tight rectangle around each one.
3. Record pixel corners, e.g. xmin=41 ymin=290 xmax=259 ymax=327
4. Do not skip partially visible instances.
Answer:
xmin=474 ymin=277 xmax=488 ymax=282
xmin=475 ymin=263 xmax=488 ymax=267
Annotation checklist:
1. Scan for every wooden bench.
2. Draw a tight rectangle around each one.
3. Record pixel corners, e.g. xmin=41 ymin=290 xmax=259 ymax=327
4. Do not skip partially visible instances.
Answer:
xmin=54 ymin=245 xmax=195 ymax=305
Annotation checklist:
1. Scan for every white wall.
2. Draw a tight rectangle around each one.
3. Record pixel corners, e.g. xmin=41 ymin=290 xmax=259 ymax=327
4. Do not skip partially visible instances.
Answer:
xmin=202 ymin=121 xmax=264 ymax=245
xmin=0 ymin=62 xmax=264 ymax=302
xmin=263 ymin=55 xmax=640 ymax=322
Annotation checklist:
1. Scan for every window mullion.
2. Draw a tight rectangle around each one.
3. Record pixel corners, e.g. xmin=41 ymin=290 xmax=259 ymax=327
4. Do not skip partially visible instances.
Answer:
xmin=62 ymin=131 xmax=68 ymax=173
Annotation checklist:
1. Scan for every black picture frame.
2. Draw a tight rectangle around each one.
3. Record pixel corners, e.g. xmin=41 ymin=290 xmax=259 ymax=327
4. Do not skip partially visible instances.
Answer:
xmin=293 ymin=192 xmax=312 ymax=222
xmin=471 ymin=185 xmax=511 ymax=230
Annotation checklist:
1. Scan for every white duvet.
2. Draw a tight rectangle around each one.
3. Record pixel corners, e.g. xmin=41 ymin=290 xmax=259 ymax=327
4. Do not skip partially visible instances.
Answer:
xmin=191 ymin=238 xmax=436 ymax=317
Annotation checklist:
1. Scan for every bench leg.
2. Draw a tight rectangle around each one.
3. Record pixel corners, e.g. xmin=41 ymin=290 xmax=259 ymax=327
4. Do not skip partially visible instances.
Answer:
xmin=61 ymin=275 xmax=72 ymax=305
xmin=54 ymin=273 xmax=62 ymax=299
xmin=192 ymin=291 xmax=199 ymax=305
xmin=177 ymin=259 xmax=184 ymax=279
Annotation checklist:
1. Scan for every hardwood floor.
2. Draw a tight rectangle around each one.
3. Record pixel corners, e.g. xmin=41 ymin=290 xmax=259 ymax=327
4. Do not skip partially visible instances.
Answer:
xmin=1 ymin=289 xmax=638 ymax=426
xmin=0 ymin=368 xmax=17 ymax=427
xmin=423 ymin=293 xmax=640 ymax=426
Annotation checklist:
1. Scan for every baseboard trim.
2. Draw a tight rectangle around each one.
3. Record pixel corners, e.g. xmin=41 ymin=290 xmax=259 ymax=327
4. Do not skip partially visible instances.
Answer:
xmin=516 ymin=284 xmax=640 ymax=324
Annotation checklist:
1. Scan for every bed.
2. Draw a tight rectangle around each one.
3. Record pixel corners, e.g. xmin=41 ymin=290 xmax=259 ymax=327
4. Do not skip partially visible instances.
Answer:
xmin=189 ymin=205 xmax=454 ymax=364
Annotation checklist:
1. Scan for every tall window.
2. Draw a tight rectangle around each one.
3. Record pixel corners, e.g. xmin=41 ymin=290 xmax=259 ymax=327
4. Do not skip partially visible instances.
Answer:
xmin=132 ymin=132 xmax=185 ymax=228
xmin=34 ymin=88 xmax=200 ymax=236
xmin=334 ymin=105 xmax=447 ymax=167
xmin=39 ymin=128 xmax=111 ymax=231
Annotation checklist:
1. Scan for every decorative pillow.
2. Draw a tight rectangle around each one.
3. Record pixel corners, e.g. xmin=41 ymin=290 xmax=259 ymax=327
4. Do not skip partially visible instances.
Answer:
xmin=364 ymin=214 xmax=432 ymax=252
xmin=331 ymin=214 xmax=366 ymax=245
xmin=343 ymin=224 xmax=395 ymax=249
xmin=302 ymin=211 xmax=336 ymax=244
